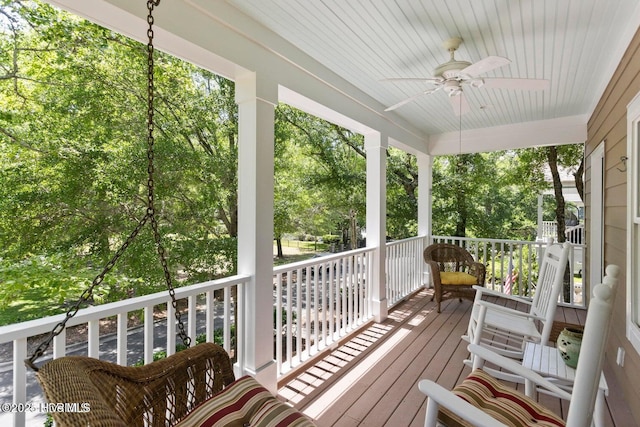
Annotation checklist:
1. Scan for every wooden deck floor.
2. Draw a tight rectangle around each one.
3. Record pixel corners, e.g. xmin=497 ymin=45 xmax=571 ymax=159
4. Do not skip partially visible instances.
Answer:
xmin=277 ymin=288 xmax=633 ymax=427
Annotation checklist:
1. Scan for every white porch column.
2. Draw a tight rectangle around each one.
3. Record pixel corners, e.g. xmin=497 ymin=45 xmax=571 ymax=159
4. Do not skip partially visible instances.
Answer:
xmin=365 ymin=132 xmax=388 ymax=322
xmin=235 ymin=71 xmax=277 ymax=392
xmin=417 ymin=153 xmax=433 ymax=288
xmin=417 ymin=153 xmax=432 ymax=239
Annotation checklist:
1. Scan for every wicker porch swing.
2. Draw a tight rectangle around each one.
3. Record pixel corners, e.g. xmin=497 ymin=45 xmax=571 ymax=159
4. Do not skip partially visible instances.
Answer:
xmin=25 ymin=2 xmax=315 ymax=426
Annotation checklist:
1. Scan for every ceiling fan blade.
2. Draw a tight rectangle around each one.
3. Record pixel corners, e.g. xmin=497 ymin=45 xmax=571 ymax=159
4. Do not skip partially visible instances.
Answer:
xmin=461 ymin=56 xmax=511 ymax=77
xmin=449 ymin=93 xmax=470 ymax=116
xmin=481 ymin=77 xmax=550 ymax=90
xmin=385 ymin=87 xmax=440 ymax=111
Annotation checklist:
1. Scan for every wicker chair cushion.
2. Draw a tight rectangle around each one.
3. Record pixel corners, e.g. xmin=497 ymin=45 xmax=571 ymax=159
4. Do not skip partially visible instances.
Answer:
xmin=440 ymin=272 xmax=478 ymax=285
xmin=438 ymin=370 xmax=565 ymax=427
xmin=176 ymin=375 xmax=315 ymax=427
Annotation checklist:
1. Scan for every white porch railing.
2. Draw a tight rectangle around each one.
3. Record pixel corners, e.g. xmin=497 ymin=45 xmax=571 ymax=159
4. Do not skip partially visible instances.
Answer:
xmin=272 ymin=237 xmax=427 ymax=377
xmin=565 ymin=224 xmax=585 ymax=245
xmin=0 ymin=235 xmax=584 ymax=426
xmin=431 ymin=236 xmax=585 ymax=307
xmin=386 ymin=236 xmax=426 ymax=307
xmin=541 ymin=220 xmax=557 ymax=239
xmin=0 ymin=274 xmax=248 ymax=427
xmin=541 ymin=221 xmax=585 ymax=245
xmin=272 ymin=248 xmax=374 ymax=377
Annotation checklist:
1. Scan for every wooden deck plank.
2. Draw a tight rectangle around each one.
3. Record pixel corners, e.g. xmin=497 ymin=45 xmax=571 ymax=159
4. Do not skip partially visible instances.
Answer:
xmin=355 ymin=301 xmax=472 ymax=426
xmin=384 ymin=307 xmax=473 ymax=427
xmin=309 ymin=291 xmax=451 ymax=425
xmin=278 ymin=288 xmax=627 ymax=427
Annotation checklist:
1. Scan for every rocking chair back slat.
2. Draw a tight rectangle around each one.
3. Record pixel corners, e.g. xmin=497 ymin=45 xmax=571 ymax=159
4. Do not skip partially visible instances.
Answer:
xmin=531 ymin=242 xmax=570 ymax=343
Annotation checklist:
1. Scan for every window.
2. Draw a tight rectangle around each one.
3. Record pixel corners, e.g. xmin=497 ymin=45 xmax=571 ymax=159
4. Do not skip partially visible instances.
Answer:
xmin=626 ymin=92 xmax=640 ymax=354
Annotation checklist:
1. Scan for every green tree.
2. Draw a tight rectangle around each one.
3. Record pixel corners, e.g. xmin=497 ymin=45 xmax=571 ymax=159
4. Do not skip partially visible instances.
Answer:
xmin=276 ymin=105 xmax=366 ymax=246
xmin=514 ymin=144 xmax=584 ymax=242
xmin=387 ymin=148 xmax=418 ymax=238
xmin=432 ymin=150 xmax=543 ymax=240
xmin=0 ymin=1 xmax=239 ymax=307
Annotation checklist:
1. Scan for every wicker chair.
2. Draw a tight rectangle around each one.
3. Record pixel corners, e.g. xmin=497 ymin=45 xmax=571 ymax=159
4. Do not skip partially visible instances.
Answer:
xmin=37 ymin=343 xmax=235 ymax=427
xmin=37 ymin=342 xmax=316 ymax=426
xmin=423 ymin=243 xmax=486 ymax=313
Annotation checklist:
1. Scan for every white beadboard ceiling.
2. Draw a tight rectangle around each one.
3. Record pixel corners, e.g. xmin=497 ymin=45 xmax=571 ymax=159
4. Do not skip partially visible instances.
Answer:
xmin=224 ymin=0 xmax=640 ymax=136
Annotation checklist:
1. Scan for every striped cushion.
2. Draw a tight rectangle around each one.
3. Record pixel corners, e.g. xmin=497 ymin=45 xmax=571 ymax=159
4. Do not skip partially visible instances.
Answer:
xmin=439 ymin=370 xmax=565 ymax=427
xmin=176 ymin=375 xmax=315 ymax=427
xmin=252 ymin=398 xmax=315 ymax=427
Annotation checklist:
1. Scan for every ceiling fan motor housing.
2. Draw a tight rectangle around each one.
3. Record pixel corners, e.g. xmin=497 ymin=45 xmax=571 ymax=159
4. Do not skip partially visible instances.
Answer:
xmin=434 ymin=59 xmax=472 ymax=79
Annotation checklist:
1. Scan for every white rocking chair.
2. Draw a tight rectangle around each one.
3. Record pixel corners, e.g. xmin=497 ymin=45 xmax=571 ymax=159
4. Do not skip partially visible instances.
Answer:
xmin=419 ymin=271 xmax=617 ymax=427
xmin=463 ymin=240 xmax=570 ymax=366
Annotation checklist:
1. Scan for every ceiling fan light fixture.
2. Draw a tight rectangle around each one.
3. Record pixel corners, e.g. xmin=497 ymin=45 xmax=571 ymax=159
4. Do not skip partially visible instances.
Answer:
xmin=443 ymin=80 xmax=462 ymax=96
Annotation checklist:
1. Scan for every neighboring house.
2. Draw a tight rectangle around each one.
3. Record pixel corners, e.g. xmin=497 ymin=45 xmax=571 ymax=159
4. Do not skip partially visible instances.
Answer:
xmin=537 ymin=165 xmax=585 ymax=243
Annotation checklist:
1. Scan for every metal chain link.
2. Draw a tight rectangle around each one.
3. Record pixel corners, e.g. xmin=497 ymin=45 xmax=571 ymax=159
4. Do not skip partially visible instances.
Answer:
xmin=145 ymin=0 xmax=191 ymax=349
xmin=25 ymin=0 xmax=190 ymax=371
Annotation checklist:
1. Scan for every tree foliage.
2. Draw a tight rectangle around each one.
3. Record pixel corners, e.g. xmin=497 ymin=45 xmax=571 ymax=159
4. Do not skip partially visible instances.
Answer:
xmin=432 ymin=151 xmax=539 ymax=240
xmin=276 ymin=105 xmax=366 ymax=247
xmin=0 ymin=1 xmax=239 ymax=317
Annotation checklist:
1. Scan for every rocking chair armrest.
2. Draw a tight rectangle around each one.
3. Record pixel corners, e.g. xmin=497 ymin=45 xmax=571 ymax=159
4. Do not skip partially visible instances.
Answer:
xmin=473 ymin=299 xmax=544 ymax=321
xmin=418 ymin=379 xmax=508 ymax=427
xmin=468 ymin=344 xmax=572 ymax=400
xmin=472 ymin=286 xmax=534 ymax=305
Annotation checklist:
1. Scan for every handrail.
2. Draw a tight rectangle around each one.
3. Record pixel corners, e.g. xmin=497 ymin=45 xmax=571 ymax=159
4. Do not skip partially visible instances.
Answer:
xmin=0 ymin=273 xmax=250 ymax=427
xmin=386 ymin=235 xmax=426 ymax=307
xmin=273 ymin=247 xmax=375 ymax=376
xmin=431 ymin=235 xmax=585 ymax=307
xmin=0 ymin=274 xmax=250 ymax=344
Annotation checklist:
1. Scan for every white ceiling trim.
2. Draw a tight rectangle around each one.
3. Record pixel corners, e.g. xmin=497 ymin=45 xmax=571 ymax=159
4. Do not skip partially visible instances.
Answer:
xmin=428 ymin=115 xmax=588 ymax=155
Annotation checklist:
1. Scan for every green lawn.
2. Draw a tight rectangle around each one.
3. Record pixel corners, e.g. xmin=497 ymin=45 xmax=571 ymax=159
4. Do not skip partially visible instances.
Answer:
xmin=0 ymin=240 xmax=331 ymax=327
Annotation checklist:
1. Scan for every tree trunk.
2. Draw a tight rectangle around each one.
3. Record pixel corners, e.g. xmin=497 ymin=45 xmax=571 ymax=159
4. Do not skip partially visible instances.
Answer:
xmin=574 ymin=157 xmax=585 ymax=202
xmin=454 ymin=158 xmax=467 ymax=237
xmin=547 ymin=146 xmax=571 ymax=302
xmin=350 ymin=209 xmax=357 ymax=250
xmin=547 ymin=146 xmax=566 ymax=243
xmin=276 ymin=236 xmax=283 ymax=259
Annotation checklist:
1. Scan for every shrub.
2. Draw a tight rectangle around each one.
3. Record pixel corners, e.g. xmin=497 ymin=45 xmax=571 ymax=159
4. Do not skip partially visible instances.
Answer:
xmin=322 ymin=234 xmax=340 ymax=244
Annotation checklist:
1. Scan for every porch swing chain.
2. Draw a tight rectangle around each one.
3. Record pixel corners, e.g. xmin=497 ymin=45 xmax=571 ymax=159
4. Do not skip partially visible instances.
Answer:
xmin=144 ymin=0 xmax=191 ymax=351
xmin=25 ymin=0 xmax=190 ymax=372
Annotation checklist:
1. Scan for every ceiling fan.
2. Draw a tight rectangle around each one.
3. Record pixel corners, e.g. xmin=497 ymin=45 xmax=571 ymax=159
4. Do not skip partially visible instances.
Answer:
xmin=383 ymin=37 xmax=549 ymax=116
